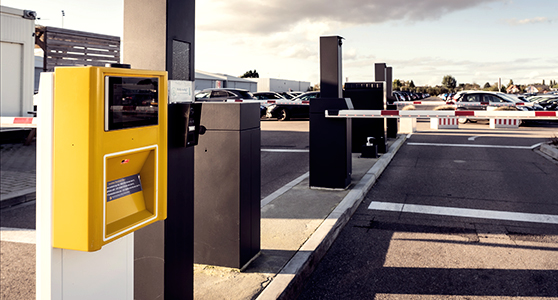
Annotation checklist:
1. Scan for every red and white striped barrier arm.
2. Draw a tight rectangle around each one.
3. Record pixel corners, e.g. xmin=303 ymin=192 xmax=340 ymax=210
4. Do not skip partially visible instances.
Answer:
xmin=326 ymin=110 xmax=558 ymax=119
xmin=223 ymin=99 xmax=310 ymax=105
xmin=264 ymin=100 xmax=310 ymax=105
xmin=1 ymin=117 xmax=38 ymax=128
xmin=394 ymin=101 xmax=534 ymax=107
xmin=393 ymin=101 xmax=446 ymax=105
xmin=454 ymin=102 xmax=533 ymax=107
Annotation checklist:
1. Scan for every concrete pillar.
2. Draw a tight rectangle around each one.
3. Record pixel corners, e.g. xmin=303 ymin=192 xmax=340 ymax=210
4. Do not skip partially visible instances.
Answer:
xmin=123 ymin=1 xmax=196 ymax=299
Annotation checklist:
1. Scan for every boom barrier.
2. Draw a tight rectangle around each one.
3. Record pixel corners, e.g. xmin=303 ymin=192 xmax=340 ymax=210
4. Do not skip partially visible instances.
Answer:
xmin=326 ymin=110 xmax=558 ymax=120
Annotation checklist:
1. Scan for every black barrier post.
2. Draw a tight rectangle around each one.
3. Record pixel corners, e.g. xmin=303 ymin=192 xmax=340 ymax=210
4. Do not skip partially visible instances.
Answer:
xmin=123 ymin=0 xmax=197 ymax=299
xmin=193 ymin=103 xmax=261 ymax=269
xmin=385 ymin=66 xmax=398 ymax=138
xmin=309 ymin=36 xmax=352 ymax=189
xmin=164 ymin=0 xmax=196 ymax=299
xmin=343 ymin=82 xmax=386 ymax=153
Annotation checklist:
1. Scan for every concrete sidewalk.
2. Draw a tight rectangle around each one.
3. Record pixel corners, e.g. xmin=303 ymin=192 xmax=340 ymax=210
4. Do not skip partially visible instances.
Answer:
xmin=194 ymin=136 xmax=406 ymax=300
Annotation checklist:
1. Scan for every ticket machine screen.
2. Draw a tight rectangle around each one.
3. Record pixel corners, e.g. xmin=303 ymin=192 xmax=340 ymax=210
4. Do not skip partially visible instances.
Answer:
xmin=105 ymin=76 xmax=159 ymax=131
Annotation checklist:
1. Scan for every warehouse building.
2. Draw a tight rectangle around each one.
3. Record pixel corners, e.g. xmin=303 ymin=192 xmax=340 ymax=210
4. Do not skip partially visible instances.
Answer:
xmin=194 ymin=70 xmax=257 ymax=92
xmin=253 ymin=78 xmax=311 ymax=93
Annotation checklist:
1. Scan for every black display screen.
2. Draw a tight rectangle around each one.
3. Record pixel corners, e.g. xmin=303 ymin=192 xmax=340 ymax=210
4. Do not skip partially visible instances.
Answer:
xmin=105 ymin=76 xmax=159 ymax=131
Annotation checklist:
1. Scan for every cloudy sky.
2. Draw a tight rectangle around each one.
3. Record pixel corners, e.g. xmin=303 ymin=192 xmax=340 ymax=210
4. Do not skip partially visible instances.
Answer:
xmin=5 ymin=0 xmax=557 ymax=87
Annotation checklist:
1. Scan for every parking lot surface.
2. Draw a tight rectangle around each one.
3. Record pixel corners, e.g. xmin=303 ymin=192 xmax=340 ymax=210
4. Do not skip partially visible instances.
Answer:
xmin=298 ymin=120 xmax=558 ymax=299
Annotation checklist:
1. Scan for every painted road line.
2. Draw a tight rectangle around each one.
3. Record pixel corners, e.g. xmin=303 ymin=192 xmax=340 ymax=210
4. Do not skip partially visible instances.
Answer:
xmin=368 ymin=201 xmax=558 ymax=225
xmin=261 ymin=172 xmax=309 ymax=208
xmin=261 ymin=149 xmax=309 ymax=153
xmin=407 ymin=142 xmax=542 ymax=150
xmin=468 ymin=136 xmax=480 ymax=141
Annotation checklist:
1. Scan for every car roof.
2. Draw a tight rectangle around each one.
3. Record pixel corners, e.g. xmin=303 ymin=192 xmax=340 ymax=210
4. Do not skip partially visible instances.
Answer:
xmin=199 ymin=88 xmax=250 ymax=92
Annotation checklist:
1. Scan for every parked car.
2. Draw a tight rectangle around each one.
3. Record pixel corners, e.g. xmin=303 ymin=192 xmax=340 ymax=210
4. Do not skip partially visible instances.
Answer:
xmin=195 ymin=88 xmax=266 ymax=117
xmin=447 ymin=91 xmax=538 ymax=124
xmin=542 ymin=98 xmax=558 ymax=111
xmin=266 ymin=91 xmax=319 ymax=121
xmin=278 ymin=92 xmax=298 ymax=99
xmin=195 ymin=88 xmax=256 ymax=102
xmin=253 ymin=92 xmax=287 ymax=101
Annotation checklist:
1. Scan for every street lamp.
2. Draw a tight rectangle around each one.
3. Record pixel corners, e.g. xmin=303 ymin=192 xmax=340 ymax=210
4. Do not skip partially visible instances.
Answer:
xmin=61 ymin=10 xmax=65 ymax=28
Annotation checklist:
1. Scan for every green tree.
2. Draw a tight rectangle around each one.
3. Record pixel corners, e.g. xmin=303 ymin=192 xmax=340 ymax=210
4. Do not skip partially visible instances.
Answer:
xmin=409 ymin=80 xmax=415 ymax=88
xmin=508 ymin=79 xmax=514 ymax=87
xmin=442 ymin=75 xmax=457 ymax=91
xmin=483 ymin=82 xmax=491 ymax=89
xmin=393 ymin=79 xmax=402 ymax=91
xmin=240 ymin=69 xmax=259 ymax=78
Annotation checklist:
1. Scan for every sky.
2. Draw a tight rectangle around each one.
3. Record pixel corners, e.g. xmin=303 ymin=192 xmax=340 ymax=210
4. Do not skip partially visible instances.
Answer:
xmin=3 ymin=0 xmax=557 ymax=87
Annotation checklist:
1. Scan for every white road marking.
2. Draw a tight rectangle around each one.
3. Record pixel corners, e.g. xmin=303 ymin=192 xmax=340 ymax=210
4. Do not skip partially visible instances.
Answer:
xmin=407 ymin=142 xmax=543 ymax=150
xmin=261 ymin=172 xmax=309 ymax=208
xmin=530 ymin=142 xmax=543 ymax=149
xmin=468 ymin=136 xmax=480 ymax=141
xmin=368 ymin=201 xmax=558 ymax=224
xmin=261 ymin=149 xmax=309 ymax=153
xmin=0 ymin=227 xmax=36 ymax=244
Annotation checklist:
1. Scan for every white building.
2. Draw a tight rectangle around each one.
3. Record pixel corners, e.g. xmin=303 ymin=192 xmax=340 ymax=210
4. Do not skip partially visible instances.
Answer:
xmin=253 ymin=78 xmax=311 ymax=93
xmin=195 ymin=70 xmax=257 ymax=92
xmin=1 ymin=6 xmax=36 ymax=117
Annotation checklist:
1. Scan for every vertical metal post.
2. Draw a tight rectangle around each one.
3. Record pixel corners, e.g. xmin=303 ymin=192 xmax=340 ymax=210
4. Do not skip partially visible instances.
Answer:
xmin=310 ymin=36 xmax=352 ymax=189
xmin=164 ymin=1 xmax=196 ymax=299
xmin=385 ymin=66 xmax=398 ymax=138
xmin=123 ymin=0 xmax=196 ymax=299
xmin=320 ymin=36 xmax=343 ymax=98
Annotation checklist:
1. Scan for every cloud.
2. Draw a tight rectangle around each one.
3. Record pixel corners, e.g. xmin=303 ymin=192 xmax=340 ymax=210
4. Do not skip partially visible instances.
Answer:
xmin=197 ymin=0 xmax=500 ymax=34
xmin=506 ymin=16 xmax=552 ymax=25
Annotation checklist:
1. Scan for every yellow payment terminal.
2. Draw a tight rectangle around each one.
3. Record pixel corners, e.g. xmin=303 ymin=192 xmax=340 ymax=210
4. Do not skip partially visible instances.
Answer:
xmin=52 ymin=66 xmax=167 ymax=251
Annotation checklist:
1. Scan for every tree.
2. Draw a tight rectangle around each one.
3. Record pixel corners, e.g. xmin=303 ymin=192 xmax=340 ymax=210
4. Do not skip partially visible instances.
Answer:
xmin=240 ymin=69 xmax=259 ymax=78
xmin=409 ymin=80 xmax=415 ymax=88
xmin=393 ymin=79 xmax=402 ymax=91
xmin=483 ymin=82 xmax=491 ymax=89
xmin=442 ymin=75 xmax=457 ymax=91
xmin=508 ymin=79 xmax=514 ymax=87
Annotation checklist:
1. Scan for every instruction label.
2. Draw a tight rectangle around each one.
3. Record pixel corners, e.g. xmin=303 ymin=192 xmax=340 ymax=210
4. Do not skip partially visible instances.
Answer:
xmin=107 ymin=174 xmax=143 ymax=202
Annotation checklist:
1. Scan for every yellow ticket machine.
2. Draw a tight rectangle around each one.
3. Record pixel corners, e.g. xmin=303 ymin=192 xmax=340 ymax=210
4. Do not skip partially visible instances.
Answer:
xmin=52 ymin=66 xmax=167 ymax=251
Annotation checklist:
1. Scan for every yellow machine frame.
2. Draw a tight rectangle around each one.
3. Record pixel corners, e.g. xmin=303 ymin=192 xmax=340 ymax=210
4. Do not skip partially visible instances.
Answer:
xmin=52 ymin=66 xmax=168 ymax=251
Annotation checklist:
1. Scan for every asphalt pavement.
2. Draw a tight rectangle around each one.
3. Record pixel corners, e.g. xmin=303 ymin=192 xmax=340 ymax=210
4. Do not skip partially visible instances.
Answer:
xmin=2 ymin=120 xmax=557 ymax=300
xmin=298 ymin=122 xmax=558 ymax=299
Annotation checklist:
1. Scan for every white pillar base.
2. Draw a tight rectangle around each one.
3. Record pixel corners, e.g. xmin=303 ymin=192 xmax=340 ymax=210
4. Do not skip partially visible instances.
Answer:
xmin=490 ymin=119 xmax=521 ymax=128
xmin=430 ymin=117 xmax=458 ymax=129
xmin=399 ymin=118 xmax=416 ymax=133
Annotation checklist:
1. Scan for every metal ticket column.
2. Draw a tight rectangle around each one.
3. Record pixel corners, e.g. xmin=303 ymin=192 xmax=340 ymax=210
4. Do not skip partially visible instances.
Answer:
xmin=309 ymin=36 xmax=353 ymax=189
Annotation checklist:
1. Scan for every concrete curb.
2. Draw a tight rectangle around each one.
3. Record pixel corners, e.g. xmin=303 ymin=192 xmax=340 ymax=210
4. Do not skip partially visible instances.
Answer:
xmin=540 ymin=143 xmax=558 ymax=161
xmin=256 ymin=135 xmax=407 ymax=300
xmin=0 ymin=188 xmax=36 ymax=209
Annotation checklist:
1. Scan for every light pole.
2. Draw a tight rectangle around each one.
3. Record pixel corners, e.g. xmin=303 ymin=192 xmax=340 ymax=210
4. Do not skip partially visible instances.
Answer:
xmin=61 ymin=10 xmax=65 ymax=28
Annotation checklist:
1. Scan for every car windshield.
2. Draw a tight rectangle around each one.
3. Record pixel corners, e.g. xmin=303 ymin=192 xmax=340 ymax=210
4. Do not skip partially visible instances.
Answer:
xmin=195 ymin=92 xmax=209 ymax=99
xmin=282 ymin=93 xmax=295 ymax=99
xmin=238 ymin=90 xmax=255 ymax=99
xmin=497 ymin=93 xmax=522 ymax=103
xmin=294 ymin=93 xmax=318 ymax=101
